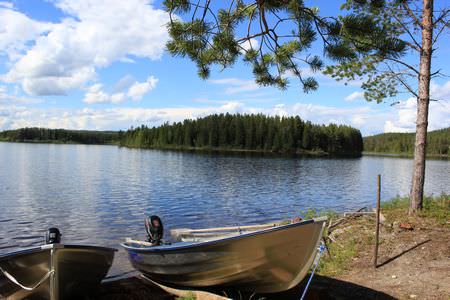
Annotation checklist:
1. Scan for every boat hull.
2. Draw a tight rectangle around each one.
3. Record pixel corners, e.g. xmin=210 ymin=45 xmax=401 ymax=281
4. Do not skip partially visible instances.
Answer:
xmin=0 ymin=244 xmax=116 ymax=300
xmin=123 ymin=218 xmax=326 ymax=293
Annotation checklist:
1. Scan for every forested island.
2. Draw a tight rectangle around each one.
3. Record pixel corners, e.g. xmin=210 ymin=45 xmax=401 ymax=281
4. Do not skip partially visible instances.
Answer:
xmin=119 ymin=114 xmax=363 ymax=155
xmin=363 ymin=127 xmax=449 ymax=158
xmin=0 ymin=114 xmax=363 ymax=156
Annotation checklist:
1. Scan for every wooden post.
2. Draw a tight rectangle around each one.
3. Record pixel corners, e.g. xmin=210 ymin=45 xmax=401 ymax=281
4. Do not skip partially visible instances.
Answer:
xmin=373 ymin=174 xmax=381 ymax=268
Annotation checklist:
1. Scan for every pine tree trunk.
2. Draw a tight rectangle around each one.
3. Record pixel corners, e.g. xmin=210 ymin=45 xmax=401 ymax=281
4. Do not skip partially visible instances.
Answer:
xmin=409 ymin=0 xmax=433 ymax=214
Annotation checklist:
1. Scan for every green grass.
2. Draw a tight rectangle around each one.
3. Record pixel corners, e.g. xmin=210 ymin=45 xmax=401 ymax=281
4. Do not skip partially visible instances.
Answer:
xmin=299 ymin=208 xmax=339 ymax=220
xmin=318 ymin=238 xmax=358 ymax=277
xmin=297 ymin=208 xmax=358 ymax=276
xmin=381 ymin=193 xmax=450 ymax=225
xmin=422 ymin=194 xmax=450 ymax=224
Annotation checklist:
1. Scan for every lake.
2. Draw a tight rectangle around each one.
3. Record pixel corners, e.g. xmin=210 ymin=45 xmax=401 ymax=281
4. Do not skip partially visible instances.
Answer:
xmin=0 ymin=142 xmax=448 ymax=276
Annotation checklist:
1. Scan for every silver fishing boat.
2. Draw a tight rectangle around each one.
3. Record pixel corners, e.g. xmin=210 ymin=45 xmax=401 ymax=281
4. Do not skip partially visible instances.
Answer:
xmin=122 ymin=217 xmax=327 ymax=293
xmin=0 ymin=232 xmax=116 ymax=300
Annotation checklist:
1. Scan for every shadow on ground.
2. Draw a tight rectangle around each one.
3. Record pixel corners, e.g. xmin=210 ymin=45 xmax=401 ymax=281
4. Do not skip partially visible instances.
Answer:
xmin=95 ymin=277 xmax=175 ymax=300
xmin=260 ymin=275 xmax=396 ymax=300
xmin=376 ymin=239 xmax=431 ymax=268
xmin=94 ymin=275 xmax=396 ymax=300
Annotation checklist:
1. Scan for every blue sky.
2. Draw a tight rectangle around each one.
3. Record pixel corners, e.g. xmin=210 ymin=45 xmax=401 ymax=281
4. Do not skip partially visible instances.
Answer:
xmin=0 ymin=0 xmax=449 ymax=135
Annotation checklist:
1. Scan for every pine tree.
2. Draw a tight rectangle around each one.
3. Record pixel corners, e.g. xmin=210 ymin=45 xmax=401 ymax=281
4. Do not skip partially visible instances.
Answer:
xmin=325 ymin=0 xmax=449 ymax=214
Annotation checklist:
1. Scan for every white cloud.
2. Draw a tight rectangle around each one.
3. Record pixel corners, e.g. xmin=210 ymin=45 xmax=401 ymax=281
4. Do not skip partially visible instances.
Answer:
xmin=0 ymin=7 xmax=53 ymax=61
xmin=113 ymin=75 xmax=135 ymax=93
xmin=22 ymin=67 xmax=97 ymax=96
xmin=384 ymin=121 xmax=410 ymax=133
xmin=239 ymin=38 xmax=259 ymax=53
xmin=1 ymin=0 xmax=170 ymax=96
xmin=384 ymin=97 xmax=450 ymax=133
xmin=0 ymin=85 xmax=43 ymax=104
xmin=215 ymin=72 xmax=362 ymax=98
xmin=209 ymin=78 xmax=260 ymax=94
xmin=288 ymin=68 xmax=363 ymax=88
xmin=127 ymin=76 xmax=158 ymax=100
xmin=2 ymin=80 xmax=450 ymax=133
xmin=430 ymin=80 xmax=450 ymax=100
xmin=0 ymin=103 xmax=245 ymax=130
xmin=83 ymin=84 xmax=110 ymax=104
xmin=345 ymin=91 xmax=364 ymax=102
xmin=110 ymin=93 xmax=126 ymax=103
xmin=83 ymin=76 xmax=158 ymax=104
xmin=0 ymin=100 xmax=389 ymax=134
xmin=193 ymin=95 xmax=279 ymax=105
xmin=219 ymin=101 xmax=244 ymax=112
xmin=0 ymin=2 xmax=14 ymax=9
xmin=382 ymin=80 xmax=450 ymax=132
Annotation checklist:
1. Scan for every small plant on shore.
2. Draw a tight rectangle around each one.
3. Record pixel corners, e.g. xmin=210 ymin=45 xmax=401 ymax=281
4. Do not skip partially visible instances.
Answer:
xmin=318 ymin=239 xmax=357 ymax=277
xmin=299 ymin=208 xmax=339 ymax=221
xmin=382 ymin=193 xmax=450 ymax=226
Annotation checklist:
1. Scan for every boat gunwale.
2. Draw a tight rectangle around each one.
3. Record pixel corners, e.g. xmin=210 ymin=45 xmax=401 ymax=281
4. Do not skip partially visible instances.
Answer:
xmin=0 ymin=244 xmax=118 ymax=261
xmin=121 ymin=217 xmax=327 ymax=253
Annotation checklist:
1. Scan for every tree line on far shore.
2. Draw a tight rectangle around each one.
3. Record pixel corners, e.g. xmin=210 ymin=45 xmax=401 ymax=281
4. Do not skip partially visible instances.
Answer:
xmin=363 ymin=127 xmax=450 ymax=157
xmin=2 ymin=117 xmax=448 ymax=158
xmin=0 ymin=127 xmax=120 ymax=145
xmin=119 ymin=114 xmax=363 ymax=155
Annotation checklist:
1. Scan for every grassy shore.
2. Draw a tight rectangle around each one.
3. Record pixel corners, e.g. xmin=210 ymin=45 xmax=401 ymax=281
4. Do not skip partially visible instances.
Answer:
xmin=308 ymin=193 xmax=450 ymax=299
xmin=317 ymin=194 xmax=449 ymax=277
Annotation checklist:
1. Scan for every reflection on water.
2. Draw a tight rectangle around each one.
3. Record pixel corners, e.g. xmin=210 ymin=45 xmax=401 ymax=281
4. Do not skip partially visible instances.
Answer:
xmin=0 ymin=142 xmax=449 ymax=275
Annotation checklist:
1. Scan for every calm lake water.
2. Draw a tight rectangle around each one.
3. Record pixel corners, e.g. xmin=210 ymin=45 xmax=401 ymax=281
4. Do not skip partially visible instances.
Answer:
xmin=0 ymin=142 xmax=449 ymax=276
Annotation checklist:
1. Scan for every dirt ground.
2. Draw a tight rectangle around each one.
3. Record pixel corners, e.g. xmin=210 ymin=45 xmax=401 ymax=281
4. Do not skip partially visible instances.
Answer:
xmin=330 ymin=217 xmax=450 ymax=300
xmin=277 ymin=207 xmax=450 ymax=300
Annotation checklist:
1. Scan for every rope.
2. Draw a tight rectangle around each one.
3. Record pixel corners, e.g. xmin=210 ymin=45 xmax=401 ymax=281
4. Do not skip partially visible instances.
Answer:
xmin=300 ymin=242 xmax=326 ymax=300
xmin=0 ymin=267 xmax=54 ymax=291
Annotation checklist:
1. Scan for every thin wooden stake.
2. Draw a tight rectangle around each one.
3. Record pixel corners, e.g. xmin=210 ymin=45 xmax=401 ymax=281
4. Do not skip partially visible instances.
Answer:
xmin=373 ymin=174 xmax=381 ymax=268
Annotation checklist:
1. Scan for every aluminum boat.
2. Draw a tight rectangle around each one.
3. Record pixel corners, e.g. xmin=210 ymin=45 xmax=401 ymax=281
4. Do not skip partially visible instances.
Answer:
xmin=122 ymin=217 xmax=326 ymax=293
xmin=0 ymin=243 xmax=116 ymax=299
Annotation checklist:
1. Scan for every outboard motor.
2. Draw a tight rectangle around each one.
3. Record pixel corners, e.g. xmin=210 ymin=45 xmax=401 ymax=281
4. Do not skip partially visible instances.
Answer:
xmin=45 ymin=227 xmax=61 ymax=244
xmin=145 ymin=215 xmax=163 ymax=245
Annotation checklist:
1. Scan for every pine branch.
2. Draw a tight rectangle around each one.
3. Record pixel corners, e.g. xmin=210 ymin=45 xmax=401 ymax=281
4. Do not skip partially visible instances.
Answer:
xmin=393 ymin=14 xmax=422 ymax=51
xmin=387 ymin=65 xmax=418 ymax=98
xmin=433 ymin=18 xmax=449 ymax=45
xmin=402 ymin=2 xmax=424 ymax=29
xmin=384 ymin=57 xmax=419 ymax=75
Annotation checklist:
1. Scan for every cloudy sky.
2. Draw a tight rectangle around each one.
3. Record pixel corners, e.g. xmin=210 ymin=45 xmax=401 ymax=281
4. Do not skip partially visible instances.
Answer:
xmin=0 ymin=0 xmax=449 ymax=136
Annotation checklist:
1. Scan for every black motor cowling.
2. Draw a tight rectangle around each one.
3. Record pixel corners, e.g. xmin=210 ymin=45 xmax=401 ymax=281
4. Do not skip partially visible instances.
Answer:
xmin=45 ymin=227 xmax=61 ymax=244
xmin=145 ymin=215 xmax=163 ymax=245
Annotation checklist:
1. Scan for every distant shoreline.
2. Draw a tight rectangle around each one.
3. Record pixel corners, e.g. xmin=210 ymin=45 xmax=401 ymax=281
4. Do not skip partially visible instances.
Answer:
xmin=2 ymin=140 xmax=448 ymax=159
xmin=0 ymin=139 xmax=118 ymax=145
xmin=362 ymin=151 xmax=448 ymax=160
